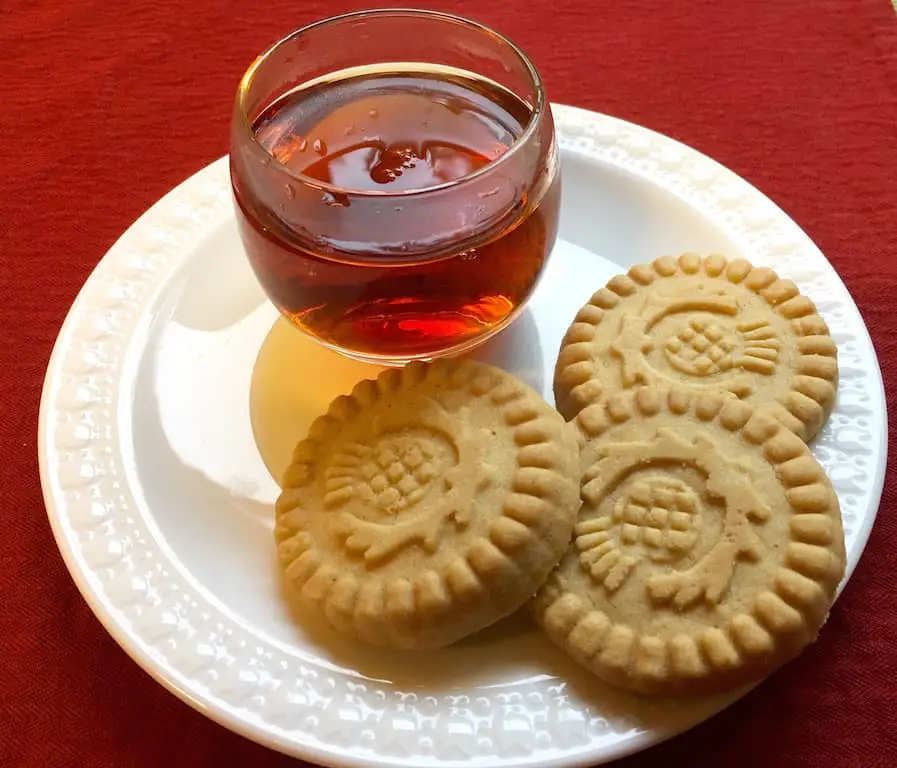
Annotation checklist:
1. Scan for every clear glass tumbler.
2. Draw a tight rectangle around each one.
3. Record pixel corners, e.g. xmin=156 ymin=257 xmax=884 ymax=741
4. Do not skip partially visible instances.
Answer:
xmin=230 ymin=9 xmax=559 ymax=364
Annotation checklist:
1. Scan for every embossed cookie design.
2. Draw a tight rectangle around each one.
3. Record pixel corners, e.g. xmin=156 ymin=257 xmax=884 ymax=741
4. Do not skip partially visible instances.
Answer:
xmin=534 ymin=387 xmax=845 ymax=696
xmin=554 ymin=254 xmax=838 ymax=441
xmin=276 ymin=360 xmax=581 ymax=649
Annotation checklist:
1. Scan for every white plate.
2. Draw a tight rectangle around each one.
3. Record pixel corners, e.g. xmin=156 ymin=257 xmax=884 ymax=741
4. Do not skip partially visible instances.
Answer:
xmin=39 ymin=104 xmax=886 ymax=768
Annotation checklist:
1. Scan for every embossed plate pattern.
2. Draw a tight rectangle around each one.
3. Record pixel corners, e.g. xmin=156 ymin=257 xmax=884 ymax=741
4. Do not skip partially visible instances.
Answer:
xmin=39 ymin=104 xmax=886 ymax=767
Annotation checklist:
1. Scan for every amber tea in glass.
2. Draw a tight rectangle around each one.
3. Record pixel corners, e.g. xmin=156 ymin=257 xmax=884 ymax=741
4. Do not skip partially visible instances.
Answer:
xmin=230 ymin=10 xmax=560 ymax=363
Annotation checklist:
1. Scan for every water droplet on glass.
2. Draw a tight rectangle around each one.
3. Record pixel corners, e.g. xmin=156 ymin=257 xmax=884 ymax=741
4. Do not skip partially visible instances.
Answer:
xmin=298 ymin=138 xmax=308 ymax=152
xmin=394 ymin=206 xmax=403 ymax=213
xmin=369 ymin=109 xmax=378 ymax=118
xmin=478 ymin=187 xmax=500 ymax=199
xmin=313 ymin=139 xmax=327 ymax=155
xmin=284 ymin=184 xmax=295 ymax=199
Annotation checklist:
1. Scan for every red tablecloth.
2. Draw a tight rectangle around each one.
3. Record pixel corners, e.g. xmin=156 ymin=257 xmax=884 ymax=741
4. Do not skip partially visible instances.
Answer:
xmin=2 ymin=1 xmax=896 ymax=765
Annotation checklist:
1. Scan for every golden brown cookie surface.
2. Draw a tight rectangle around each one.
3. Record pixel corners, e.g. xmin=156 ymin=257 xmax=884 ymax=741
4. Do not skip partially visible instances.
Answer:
xmin=554 ymin=254 xmax=838 ymax=441
xmin=276 ymin=360 xmax=581 ymax=649
xmin=534 ymin=387 xmax=845 ymax=696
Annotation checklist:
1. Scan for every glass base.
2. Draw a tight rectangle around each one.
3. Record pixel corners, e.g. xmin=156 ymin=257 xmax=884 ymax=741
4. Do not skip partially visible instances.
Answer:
xmin=283 ymin=299 xmax=531 ymax=367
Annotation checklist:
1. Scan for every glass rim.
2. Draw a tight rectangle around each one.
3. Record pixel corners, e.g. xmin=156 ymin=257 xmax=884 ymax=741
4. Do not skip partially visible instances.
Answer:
xmin=234 ymin=7 xmax=546 ymax=198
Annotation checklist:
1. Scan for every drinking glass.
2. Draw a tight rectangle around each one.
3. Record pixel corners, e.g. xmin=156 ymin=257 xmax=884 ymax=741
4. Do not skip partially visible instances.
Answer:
xmin=230 ymin=9 xmax=559 ymax=364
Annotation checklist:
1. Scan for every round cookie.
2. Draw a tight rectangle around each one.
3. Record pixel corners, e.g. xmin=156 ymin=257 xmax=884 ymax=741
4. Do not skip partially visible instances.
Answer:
xmin=534 ymin=386 xmax=845 ymax=696
xmin=554 ymin=253 xmax=838 ymax=441
xmin=275 ymin=360 xmax=581 ymax=649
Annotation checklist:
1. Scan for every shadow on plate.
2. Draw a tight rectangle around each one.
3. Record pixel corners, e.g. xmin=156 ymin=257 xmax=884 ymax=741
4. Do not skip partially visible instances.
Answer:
xmin=250 ymin=308 xmax=544 ymax=486
xmin=471 ymin=306 xmax=545 ymax=394
xmin=275 ymin=562 xmax=550 ymax=689
xmin=170 ymin=220 xmax=269 ymax=332
xmin=275 ymin=562 xmax=700 ymax=731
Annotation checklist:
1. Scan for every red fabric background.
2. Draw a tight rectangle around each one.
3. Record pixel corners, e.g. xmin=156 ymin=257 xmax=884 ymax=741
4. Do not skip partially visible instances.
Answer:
xmin=1 ymin=1 xmax=896 ymax=765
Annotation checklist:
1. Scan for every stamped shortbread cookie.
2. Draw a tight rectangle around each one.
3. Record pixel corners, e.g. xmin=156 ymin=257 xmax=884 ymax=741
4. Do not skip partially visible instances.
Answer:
xmin=534 ymin=386 xmax=845 ymax=696
xmin=275 ymin=360 xmax=581 ymax=649
xmin=554 ymin=254 xmax=838 ymax=441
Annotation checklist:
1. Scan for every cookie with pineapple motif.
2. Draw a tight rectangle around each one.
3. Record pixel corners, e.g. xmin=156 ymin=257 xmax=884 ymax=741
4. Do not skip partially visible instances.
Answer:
xmin=554 ymin=253 xmax=838 ymax=441
xmin=534 ymin=386 xmax=845 ymax=696
xmin=275 ymin=360 xmax=581 ymax=649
